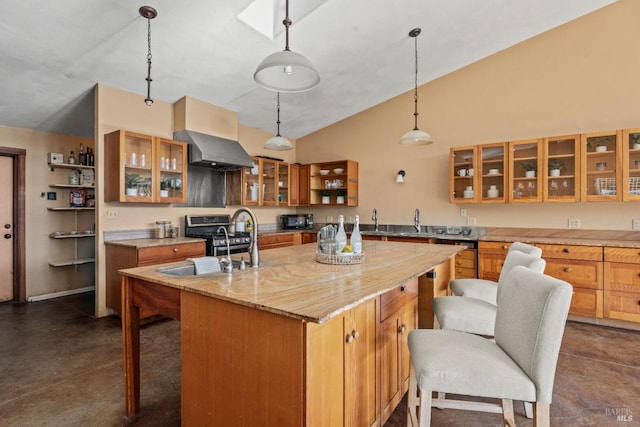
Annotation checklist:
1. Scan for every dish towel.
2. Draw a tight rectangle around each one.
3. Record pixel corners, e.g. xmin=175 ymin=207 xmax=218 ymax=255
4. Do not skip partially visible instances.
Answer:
xmin=187 ymin=257 xmax=221 ymax=275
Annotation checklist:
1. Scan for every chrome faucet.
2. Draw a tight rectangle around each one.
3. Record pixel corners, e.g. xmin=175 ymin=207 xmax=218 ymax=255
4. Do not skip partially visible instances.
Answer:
xmin=414 ymin=208 xmax=420 ymax=233
xmin=372 ymin=208 xmax=379 ymax=232
xmin=229 ymin=207 xmax=259 ymax=268
xmin=217 ymin=226 xmax=233 ymax=273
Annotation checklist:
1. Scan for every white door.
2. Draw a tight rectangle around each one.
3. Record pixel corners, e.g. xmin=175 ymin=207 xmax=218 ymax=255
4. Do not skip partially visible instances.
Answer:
xmin=0 ymin=156 xmax=14 ymax=301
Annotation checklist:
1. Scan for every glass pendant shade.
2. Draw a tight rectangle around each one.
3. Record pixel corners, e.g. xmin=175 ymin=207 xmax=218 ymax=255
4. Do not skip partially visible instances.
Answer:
xmin=264 ymin=135 xmax=293 ymax=150
xmin=254 ymin=50 xmax=320 ymax=93
xmin=400 ymin=129 xmax=433 ymax=145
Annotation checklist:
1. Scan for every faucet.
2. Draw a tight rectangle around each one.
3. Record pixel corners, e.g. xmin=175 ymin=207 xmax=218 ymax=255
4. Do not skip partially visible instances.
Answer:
xmin=217 ymin=226 xmax=233 ymax=273
xmin=414 ymin=208 xmax=420 ymax=233
xmin=372 ymin=208 xmax=379 ymax=232
xmin=229 ymin=207 xmax=259 ymax=268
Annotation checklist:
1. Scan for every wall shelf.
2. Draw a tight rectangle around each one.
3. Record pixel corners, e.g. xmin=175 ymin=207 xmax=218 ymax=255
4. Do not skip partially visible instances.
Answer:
xmin=48 ymin=258 xmax=95 ymax=267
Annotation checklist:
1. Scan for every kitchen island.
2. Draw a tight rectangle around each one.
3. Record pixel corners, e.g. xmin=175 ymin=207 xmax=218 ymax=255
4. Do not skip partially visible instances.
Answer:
xmin=120 ymin=240 xmax=462 ymax=426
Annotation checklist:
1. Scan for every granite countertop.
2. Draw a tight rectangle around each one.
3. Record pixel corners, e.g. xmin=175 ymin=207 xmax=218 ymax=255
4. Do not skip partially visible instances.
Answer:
xmin=119 ymin=241 xmax=463 ymax=323
xmin=105 ymin=237 xmax=206 ymax=248
xmin=481 ymin=227 xmax=640 ymax=249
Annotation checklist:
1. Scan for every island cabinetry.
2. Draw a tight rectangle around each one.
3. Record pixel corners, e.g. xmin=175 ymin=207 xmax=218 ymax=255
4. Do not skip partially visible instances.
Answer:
xmin=450 ymin=145 xmax=478 ymax=203
xmin=105 ymin=239 xmax=205 ymax=315
xmin=536 ymin=244 xmax=603 ymax=318
xmin=258 ymin=232 xmax=302 ymax=250
xmin=508 ymin=138 xmax=542 ymax=202
xmin=604 ymin=247 xmax=640 ymax=323
xmin=543 ymin=134 xmax=580 ymax=202
xmin=380 ymin=278 xmax=418 ymax=423
xmin=104 ymin=130 xmax=187 ymax=203
xmin=309 ymin=160 xmax=358 ymax=206
xmin=581 ymin=130 xmax=622 ymax=202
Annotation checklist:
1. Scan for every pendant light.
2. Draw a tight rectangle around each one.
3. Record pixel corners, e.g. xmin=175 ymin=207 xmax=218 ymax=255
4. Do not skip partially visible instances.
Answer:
xmin=264 ymin=92 xmax=293 ymax=150
xmin=254 ymin=0 xmax=320 ymax=93
xmin=400 ymin=28 xmax=433 ymax=145
xmin=139 ymin=6 xmax=157 ymax=106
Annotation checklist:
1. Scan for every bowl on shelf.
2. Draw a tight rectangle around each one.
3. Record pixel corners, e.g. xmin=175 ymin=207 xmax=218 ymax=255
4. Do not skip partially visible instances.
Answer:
xmin=319 ymin=169 xmax=330 ymax=175
xmin=333 ymin=168 xmax=345 ymax=174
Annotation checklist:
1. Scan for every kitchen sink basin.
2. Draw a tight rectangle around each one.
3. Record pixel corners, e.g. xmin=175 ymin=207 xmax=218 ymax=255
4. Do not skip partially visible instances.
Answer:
xmin=159 ymin=265 xmax=198 ymax=276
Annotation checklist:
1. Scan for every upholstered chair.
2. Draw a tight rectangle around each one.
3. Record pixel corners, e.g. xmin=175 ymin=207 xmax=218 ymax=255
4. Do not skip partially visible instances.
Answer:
xmin=408 ymin=266 xmax=573 ymax=427
xmin=450 ymin=241 xmax=542 ymax=304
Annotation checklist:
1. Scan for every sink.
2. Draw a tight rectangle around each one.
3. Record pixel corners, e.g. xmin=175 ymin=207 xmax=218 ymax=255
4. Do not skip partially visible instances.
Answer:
xmin=160 ymin=265 xmax=197 ymax=276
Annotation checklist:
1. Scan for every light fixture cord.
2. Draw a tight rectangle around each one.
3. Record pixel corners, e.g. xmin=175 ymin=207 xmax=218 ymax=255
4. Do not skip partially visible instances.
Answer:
xmin=275 ymin=92 xmax=282 ymax=136
xmin=145 ymin=16 xmax=153 ymax=105
xmin=412 ymin=34 xmax=419 ymax=131
xmin=283 ymin=0 xmax=291 ymax=51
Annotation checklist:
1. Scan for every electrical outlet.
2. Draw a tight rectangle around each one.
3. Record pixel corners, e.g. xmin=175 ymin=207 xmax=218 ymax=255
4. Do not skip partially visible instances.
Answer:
xmin=460 ymin=208 xmax=467 ymax=217
xmin=633 ymin=219 xmax=640 ymax=230
xmin=568 ymin=218 xmax=580 ymax=229
xmin=467 ymin=217 xmax=476 ymax=226
xmin=107 ymin=210 xmax=118 ymax=219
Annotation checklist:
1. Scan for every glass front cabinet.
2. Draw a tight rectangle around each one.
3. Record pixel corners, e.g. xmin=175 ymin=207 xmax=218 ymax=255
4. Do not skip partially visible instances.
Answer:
xmin=479 ymin=143 xmax=507 ymax=203
xmin=622 ymin=128 xmax=640 ymax=201
xmin=508 ymin=138 xmax=542 ymax=203
xmin=581 ymin=130 xmax=622 ymax=202
xmin=543 ymin=134 xmax=580 ymax=202
xmin=450 ymin=146 xmax=478 ymax=203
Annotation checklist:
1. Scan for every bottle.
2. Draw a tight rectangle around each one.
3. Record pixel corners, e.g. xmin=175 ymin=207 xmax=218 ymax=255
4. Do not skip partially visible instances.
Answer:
xmin=350 ymin=215 xmax=362 ymax=254
xmin=141 ymin=153 xmax=146 ymax=167
xmin=335 ymin=215 xmax=347 ymax=253
xmin=68 ymin=150 xmax=76 ymax=164
xmin=78 ymin=143 xmax=85 ymax=165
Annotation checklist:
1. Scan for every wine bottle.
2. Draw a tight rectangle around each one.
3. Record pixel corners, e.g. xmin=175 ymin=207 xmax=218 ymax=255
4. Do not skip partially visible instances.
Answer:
xmin=335 ymin=215 xmax=347 ymax=253
xmin=78 ymin=143 xmax=85 ymax=165
xmin=350 ymin=215 xmax=362 ymax=254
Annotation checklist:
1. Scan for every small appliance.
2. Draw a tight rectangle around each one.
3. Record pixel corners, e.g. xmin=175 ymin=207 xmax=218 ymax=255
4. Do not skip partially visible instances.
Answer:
xmin=280 ymin=214 xmax=314 ymax=230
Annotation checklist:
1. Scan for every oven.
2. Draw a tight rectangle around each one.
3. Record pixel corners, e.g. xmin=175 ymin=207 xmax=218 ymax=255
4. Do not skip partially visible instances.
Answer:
xmin=184 ymin=215 xmax=252 ymax=257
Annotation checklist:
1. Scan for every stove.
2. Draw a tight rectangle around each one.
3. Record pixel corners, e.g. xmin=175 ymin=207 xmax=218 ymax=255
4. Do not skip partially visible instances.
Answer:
xmin=184 ymin=215 xmax=251 ymax=257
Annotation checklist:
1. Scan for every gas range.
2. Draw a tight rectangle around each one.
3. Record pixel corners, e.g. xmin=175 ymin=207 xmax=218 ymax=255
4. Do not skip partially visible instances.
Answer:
xmin=184 ymin=215 xmax=251 ymax=257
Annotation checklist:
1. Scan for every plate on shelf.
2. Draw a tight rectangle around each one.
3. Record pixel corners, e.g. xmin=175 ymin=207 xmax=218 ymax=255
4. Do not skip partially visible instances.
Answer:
xmin=319 ymin=169 xmax=330 ymax=175
xmin=333 ymin=168 xmax=344 ymax=174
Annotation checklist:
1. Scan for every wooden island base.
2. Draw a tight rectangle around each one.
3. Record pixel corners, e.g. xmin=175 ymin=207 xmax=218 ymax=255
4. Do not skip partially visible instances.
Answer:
xmin=121 ymin=241 xmax=461 ymax=426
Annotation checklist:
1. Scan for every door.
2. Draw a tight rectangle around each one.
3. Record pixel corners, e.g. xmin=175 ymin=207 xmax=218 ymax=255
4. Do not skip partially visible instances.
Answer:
xmin=0 ymin=156 xmax=14 ymax=301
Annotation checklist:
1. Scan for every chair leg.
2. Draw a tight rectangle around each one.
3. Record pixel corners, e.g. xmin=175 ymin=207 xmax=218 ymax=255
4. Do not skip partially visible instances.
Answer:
xmin=435 ymin=392 xmax=446 ymax=409
xmin=524 ymin=401 xmax=533 ymax=418
xmin=419 ymin=387 xmax=432 ymax=427
xmin=532 ymin=402 xmax=550 ymax=427
xmin=501 ymin=399 xmax=516 ymax=427
xmin=407 ymin=364 xmax=419 ymax=427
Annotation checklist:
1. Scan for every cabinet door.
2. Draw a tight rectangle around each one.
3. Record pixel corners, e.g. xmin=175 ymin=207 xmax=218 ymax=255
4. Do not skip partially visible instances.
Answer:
xmin=242 ymin=158 xmax=260 ymax=206
xmin=298 ymin=164 xmax=310 ymax=206
xmin=289 ymin=164 xmax=299 ymax=206
xmin=105 ymin=130 xmax=154 ymax=202
xmin=509 ymin=138 xmax=542 ymax=202
xmin=479 ymin=142 xmax=507 ymax=203
xmin=155 ymin=138 xmax=187 ymax=203
xmin=622 ymin=128 xmax=640 ymax=201
xmin=543 ymin=134 xmax=580 ymax=202
xmin=261 ymin=158 xmax=278 ymax=206
xmin=581 ymin=130 xmax=622 ymax=201
xmin=450 ymin=145 xmax=478 ymax=203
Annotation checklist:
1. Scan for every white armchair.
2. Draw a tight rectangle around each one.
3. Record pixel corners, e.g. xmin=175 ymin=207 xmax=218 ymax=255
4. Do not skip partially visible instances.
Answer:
xmin=407 ymin=266 xmax=573 ymax=427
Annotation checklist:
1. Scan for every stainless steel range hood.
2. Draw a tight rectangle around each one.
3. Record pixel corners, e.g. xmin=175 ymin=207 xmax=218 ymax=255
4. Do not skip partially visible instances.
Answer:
xmin=173 ymin=130 xmax=253 ymax=171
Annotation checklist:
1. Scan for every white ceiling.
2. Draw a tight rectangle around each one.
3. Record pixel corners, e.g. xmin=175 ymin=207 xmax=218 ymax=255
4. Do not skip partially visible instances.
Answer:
xmin=0 ymin=0 xmax=616 ymax=140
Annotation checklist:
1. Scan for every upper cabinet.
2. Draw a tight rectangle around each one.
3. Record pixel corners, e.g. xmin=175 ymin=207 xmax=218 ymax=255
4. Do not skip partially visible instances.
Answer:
xmin=622 ymin=128 xmax=640 ymax=201
xmin=308 ymin=160 xmax=358 ymax=206
xmin=227 ymin=157 xmax=300 ymax=207
xmin=581 ymin=130 xmax=622 ymax=202
xmin=543 ymin=135 xmax=580 ymax=202
xmin=450 ymin=145 xmax=478 ymax=203
xmin=104 ymin=130 xmax=187 ymax=203
xmin=508 ymin=138 xmax=542 ymax=203
xmin=479 ymin=143 xmax=507 ymax=203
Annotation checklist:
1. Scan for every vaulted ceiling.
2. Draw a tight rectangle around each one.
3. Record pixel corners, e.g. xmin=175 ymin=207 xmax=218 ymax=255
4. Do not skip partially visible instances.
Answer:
xmin=0 ymin=0 xmax=617 ymax=139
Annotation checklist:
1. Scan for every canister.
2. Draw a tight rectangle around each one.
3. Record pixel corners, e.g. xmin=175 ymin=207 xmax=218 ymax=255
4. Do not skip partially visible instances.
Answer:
xmin=155 ymin=221 xmax=166 ymax=239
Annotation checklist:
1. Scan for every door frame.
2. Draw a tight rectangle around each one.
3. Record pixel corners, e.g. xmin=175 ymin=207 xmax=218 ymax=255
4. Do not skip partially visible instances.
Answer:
xmin=0 ymin=147 xmax=26 ymax=302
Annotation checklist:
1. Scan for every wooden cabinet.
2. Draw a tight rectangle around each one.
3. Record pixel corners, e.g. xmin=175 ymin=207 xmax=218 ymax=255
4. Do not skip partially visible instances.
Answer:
xmin=380 ymin=279 xmax=418 ymax=423
xmin=479 ymin=142 xmax=507 ymax=203
xmin=258 ymin=233 xmax=301 ymax=250
xmin=454 ymin=248 xmax=477 ymax=279
xmin=288 ymin=164 xmax=300 ymax=205
xmin=478 ymin=241 xmax=512 ymax=282
xmin=105 ymin=240 xmax=205 ymax=315
xmin=508 ymin=138 xmax=542 ymax=202
xmin=301 ymin=232 xmax=317 ymax=244
xmin=309 ymin=160 xmax=358 ymax=206
xmin=104 ymin=130 xmax=187 ymax=203
xmin=306 ymin=298 xmax=378 ymax=427
xmin=450 ymin=145 xmax=478 ymax=203
xmin=621 ymin=128 xmax=640 ymax=201
xmin=298 ymin=164 xmax=310 ymax=206
xmin=604 ymin=247 xmax=640 ymax=322
xmin=543 ymin=134 xmax=580 ymax=202
xmin=581 ymin=130 xmax=622 ymax=202
xmin=228 ymin=157 xmax=300 ymax=206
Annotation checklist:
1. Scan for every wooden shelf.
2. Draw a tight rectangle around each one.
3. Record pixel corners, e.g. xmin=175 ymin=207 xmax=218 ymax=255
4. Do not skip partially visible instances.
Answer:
xmin=49 ymin=184 xmax=95 ymax=189
xmin=48 ymin=163 xmax=94 ymax=170
xmin=49 ymin=232 xmax=95 ymax=239
xmin=48 ymin=258 xmax=95 ymax=267
xmin=47 ymin=207 xmax=95 ymax=211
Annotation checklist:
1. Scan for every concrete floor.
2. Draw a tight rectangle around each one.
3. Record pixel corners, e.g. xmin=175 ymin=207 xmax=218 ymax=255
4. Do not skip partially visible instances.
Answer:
xmin=1 ymin=292 xmax=639 ymax=426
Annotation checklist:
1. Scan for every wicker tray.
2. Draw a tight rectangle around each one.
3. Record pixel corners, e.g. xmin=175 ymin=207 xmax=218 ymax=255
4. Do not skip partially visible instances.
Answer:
xmin=315 ymin=251 xmax=365 ymax=265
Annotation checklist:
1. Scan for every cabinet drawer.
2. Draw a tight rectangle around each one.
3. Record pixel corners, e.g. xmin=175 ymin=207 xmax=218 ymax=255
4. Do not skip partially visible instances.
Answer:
xmin=454 ymin=267 xmax=476 ymax=279
xmin=544 ymin=259 xmax=602 ymax=290
xmin=478 ymin=241 xmax=512 ymax=256
xmin=604 ymin=247 xmax=640 ymax=264
xmin=454 ymin=255 xmax=475 ymax=269
xmin=570 ymin=289 xmax=603 ymax=318
xmin=604 ymin=290 xmax=640 ymax=322
xmin=380 ymin=278 xmax=418 ymax=322
xmin=258 ymin=233 xmax=299 ymax=250
xmin=604 ymin=262 xmax=640 ymax=292
xmin=537 ymin=244 xmax=602 ymax=261
xmin=138 ymin=242 xmax=206 ymax=265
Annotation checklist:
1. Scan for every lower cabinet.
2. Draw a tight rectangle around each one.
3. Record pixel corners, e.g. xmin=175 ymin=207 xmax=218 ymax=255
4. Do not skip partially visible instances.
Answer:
xmin=105 ymin=239 xmax=205 ymax=315
xmin=478 ymin=241 xmax=512 ymax=281
xmin=258 ymin=232 xmax=302 ymax=250
xmin=454 ymin=247 xmax=477 ymax=279
xmin=604 ymin=247 xmax=640 ymax=322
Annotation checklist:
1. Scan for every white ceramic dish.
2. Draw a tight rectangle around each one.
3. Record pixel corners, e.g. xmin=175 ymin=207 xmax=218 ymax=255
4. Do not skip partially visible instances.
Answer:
xmin=319 ymin=169 xmax=330 ymax=175
xmin=488 ymin=169 xmax=499 ymax=174
xmin=333 ymin=168 xmax=345 ymax=174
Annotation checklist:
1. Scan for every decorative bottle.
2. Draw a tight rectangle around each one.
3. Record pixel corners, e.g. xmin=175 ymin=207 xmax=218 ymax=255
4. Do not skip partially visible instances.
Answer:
xmin=68 ymin=150 xmax=76 ymax=164
xmin=350 ymin=215 xmax=362 ymax=254
xmin=335 ymin=215 xmax=347 ymax=253
xmin=78 ymin=143 xmax=85 ymax=165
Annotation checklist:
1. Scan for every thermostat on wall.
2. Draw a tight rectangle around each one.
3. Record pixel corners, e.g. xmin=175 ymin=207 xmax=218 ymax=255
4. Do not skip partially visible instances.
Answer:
xmin=48 ymin=152 xmax=63 ymax=164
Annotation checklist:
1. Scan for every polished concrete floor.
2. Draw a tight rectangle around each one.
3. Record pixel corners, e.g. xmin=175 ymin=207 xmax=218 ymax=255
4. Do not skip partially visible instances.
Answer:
xmin=1 ymin=292 xmax=639 ymax=426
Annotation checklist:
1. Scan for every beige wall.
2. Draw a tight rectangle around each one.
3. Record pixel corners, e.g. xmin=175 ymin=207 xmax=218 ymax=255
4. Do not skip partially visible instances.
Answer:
xmin=0 ymin=126 xmax=93 ymax=298
xmin=297 ymin=0 xmax=640 ymax=230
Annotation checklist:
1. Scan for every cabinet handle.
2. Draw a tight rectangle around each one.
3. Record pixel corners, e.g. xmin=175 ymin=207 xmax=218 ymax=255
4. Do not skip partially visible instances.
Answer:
xmin=563 ymin=267 xmax=572 ymax=273
xmin=346 ymin=334 xmax=354 ymax=344
xmin=352 ymin=330 xmax=360 ymax=340
xmin=173 ymin=248 xmax=178 ymax=253
xmin=398 ymin=324 xmax=407 ymax=334
xmin=563 ymin=247 xmax=570 ymax=253
xmin=502 ymin=245 xmax=508 ymax=250
xmin=400 ymin=285 xmax=407 ymax=293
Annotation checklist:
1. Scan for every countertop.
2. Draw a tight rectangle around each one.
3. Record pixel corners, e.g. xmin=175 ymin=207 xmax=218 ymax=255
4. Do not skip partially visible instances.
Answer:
xmin=481 ymin=227 xmax=640 ymax=249
xmin=119 ymin=240 xmax=462 ymax=323
xmin=104 ymin=237 xmax=206 ymax=248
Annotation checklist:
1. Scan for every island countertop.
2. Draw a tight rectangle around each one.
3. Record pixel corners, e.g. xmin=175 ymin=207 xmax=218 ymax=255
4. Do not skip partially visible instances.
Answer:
xmin=119 ymin=240 xmax=462 ymax=323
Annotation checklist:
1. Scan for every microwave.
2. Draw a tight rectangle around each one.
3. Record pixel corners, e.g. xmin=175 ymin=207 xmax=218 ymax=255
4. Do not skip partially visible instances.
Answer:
xmin=280 ymin=214 xmax=314 ymax=230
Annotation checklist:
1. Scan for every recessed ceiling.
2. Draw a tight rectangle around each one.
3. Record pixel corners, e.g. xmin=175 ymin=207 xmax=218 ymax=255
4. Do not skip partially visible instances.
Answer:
xmin=0 ymin=0 xmax=617 ymax=139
